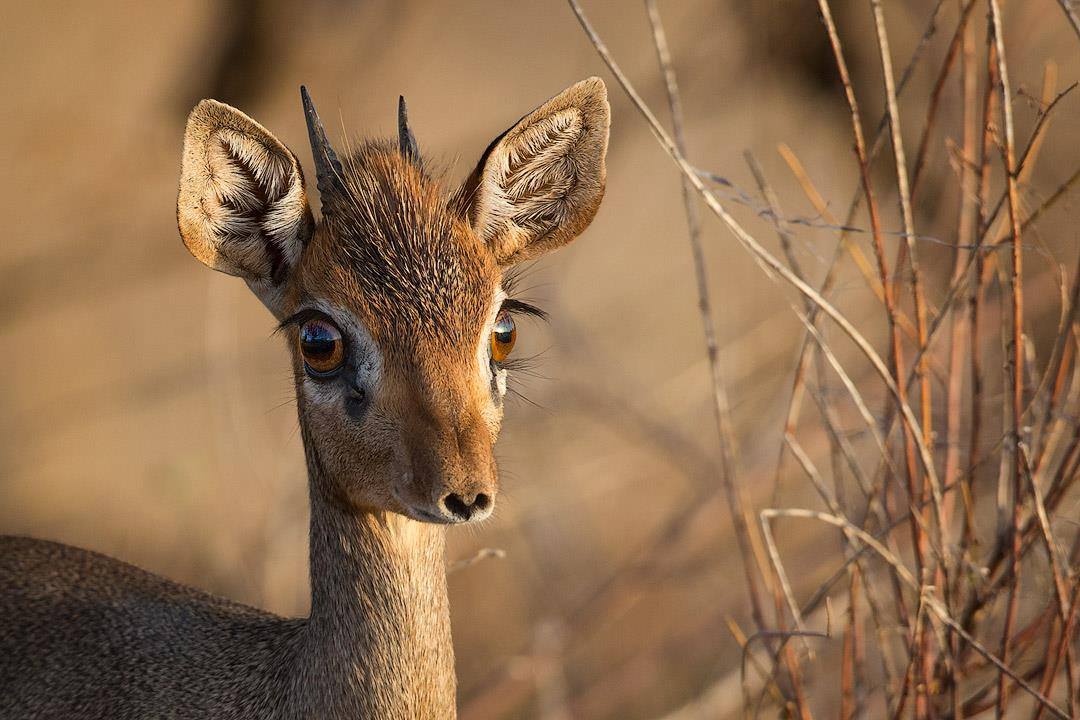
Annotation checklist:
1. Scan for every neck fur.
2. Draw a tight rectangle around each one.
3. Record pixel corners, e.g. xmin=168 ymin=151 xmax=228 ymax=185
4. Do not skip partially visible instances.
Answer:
xmin=296 ymin=458 xmax=456 ymax=719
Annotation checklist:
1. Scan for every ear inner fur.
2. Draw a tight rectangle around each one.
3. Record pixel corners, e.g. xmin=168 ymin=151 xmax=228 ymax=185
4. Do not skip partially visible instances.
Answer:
xmin=177 ymin=99 xmax=313 ymax=291
xmin=457 ymin=77 xmax=610 ymax=266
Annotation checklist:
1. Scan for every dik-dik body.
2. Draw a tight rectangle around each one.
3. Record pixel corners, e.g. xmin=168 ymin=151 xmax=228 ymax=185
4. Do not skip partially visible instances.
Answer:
xmin=0 ymin=78 xmax=609 ymax=719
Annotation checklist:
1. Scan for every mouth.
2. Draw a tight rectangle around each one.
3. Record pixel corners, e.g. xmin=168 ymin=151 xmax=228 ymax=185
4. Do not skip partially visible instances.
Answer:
xmin=410 ymin=505 xmax=457 ymax=524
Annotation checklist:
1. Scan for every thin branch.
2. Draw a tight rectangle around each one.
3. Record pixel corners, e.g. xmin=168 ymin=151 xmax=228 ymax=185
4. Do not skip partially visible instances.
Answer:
xmin=910 ymin=0 xmax=978 ymax=197
xmin=988 ymin=2 xmax=1026 ymax=714
xmin=643 ymin=0 xmax=775 ymax=656
xmin=869 ymin=7 xmax=940 ymax=715
xmin=1057 ymin=0 xmax=1080 ymax=44
xmin=447 ymin=547 xmax=506 ymax=574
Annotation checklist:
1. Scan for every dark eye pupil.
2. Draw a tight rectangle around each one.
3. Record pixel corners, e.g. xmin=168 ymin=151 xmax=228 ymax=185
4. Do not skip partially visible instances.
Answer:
xmin=300 ymin=327 xmax=335 ymax=357
xmin=493 ymin=317 xmax=514 ymax=344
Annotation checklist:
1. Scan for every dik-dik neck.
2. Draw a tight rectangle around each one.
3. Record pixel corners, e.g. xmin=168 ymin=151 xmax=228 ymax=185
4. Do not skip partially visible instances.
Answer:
xmin=299 ymin=461 xmax=456 ymax=719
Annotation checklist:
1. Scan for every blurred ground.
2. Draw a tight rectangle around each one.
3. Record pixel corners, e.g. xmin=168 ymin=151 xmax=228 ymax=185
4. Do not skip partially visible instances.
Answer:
xmin=1 ymin=1 xmax=1078 ymax=717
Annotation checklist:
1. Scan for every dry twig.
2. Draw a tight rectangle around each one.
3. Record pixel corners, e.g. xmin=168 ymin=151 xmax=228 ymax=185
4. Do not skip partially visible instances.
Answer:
xmin=642 ymin=0 xmax=770 ymax=649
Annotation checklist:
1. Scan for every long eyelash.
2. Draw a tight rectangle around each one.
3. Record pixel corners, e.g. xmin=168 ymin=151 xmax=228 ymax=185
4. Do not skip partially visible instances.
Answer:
xmin=501 ymin=262 xmax=538 ymax=298
xmin=506 ymin=386 xmax=544 ymax=409
xmin=274 ymin=307 xmax=331 ymax=335
xmin=499 ymin=348 xmax=550 ymax=412
xmin=501 ymin=298 xmax=548 ymax=321
xmin=500 ymin=348 xmax=550 ymax=378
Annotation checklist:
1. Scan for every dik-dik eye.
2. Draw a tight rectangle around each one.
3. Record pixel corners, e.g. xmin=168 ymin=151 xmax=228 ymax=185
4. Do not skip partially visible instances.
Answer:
xmin=491 ymin=311 xmax=516 ymax=363
xmin=299 ymin=319 xmax=345 ymax=376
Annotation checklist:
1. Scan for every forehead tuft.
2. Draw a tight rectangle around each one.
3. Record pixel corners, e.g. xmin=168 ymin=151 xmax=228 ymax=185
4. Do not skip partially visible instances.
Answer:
xmin=301 ymin=141 xmax=498 ymax=353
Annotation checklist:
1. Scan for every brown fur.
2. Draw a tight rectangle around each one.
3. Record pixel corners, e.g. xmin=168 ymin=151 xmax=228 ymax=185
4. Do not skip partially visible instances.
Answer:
xmin=0 ymin=78 xmax=609 ymax=719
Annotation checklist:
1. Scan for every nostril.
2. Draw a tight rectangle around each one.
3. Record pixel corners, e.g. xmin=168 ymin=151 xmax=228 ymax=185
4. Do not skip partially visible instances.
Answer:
xmin=442 ymin=493 xmax=472 ymax=520
xmin=441 ymin=492 xmax=492 ymax=521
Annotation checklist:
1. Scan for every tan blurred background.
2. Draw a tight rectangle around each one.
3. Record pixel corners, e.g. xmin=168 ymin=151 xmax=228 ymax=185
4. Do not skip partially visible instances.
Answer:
xmin=1 ymin=1 xmax=1077 ymax=717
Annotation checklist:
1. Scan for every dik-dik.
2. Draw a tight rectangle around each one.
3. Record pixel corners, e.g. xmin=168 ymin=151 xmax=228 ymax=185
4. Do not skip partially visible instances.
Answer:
xmin=0 ymin=78 xmax=609 ymax=719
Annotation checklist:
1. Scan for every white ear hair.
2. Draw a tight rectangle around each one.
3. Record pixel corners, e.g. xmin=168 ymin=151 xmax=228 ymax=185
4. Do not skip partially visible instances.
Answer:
xmin=177 ymin=99 xmax=313 ymax=317
xmin=459 ymin=77 xmax=610 ymax=266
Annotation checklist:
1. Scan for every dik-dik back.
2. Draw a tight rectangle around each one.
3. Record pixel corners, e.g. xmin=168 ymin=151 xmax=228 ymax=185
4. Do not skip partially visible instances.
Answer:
xmin=0 ymin=536 xmax=302 ymax=718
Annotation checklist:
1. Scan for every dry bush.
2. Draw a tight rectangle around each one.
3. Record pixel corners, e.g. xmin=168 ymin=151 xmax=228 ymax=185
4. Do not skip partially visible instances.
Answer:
xmin=570 ymin=1 xmax=1080 ymax=717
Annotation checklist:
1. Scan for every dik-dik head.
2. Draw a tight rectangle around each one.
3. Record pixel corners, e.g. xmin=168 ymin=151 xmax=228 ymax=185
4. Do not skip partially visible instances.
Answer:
xmin=177 ymin=79 xmax=609 ymax=524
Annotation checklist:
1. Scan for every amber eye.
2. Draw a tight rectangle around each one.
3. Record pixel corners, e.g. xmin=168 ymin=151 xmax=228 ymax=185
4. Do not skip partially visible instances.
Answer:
xmin=491 ymin=311 xmax=516 ymax=363
xmin=299 ymin=319 xmax=345 ymax=376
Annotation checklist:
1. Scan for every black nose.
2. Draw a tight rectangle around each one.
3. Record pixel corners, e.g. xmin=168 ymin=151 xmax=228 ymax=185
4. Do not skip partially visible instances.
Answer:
xmin=441 ymin=491 xmax=492 ymax=521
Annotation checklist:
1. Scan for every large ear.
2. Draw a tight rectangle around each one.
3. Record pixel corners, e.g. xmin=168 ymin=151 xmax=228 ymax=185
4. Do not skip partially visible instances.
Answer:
xmin=177 ymin=100 xmax=313 ymax=317
xmin=455 ymin=77 xmax=609 ymax=266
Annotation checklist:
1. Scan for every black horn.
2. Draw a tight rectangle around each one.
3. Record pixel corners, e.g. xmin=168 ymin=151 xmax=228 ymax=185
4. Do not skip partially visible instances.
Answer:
xmin=300 ymin=85 xmax=344 ymax=203
xmin=398 ymin=95 xmax=419 ymax=162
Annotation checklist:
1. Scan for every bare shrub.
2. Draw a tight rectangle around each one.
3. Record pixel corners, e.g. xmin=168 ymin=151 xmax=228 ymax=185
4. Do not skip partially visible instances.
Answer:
xmin=570 ymin=1 xmax=1080 ymax=716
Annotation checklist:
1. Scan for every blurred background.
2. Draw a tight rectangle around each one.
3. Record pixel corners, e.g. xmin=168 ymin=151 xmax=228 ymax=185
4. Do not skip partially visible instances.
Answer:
xmin=2 ymin=1 xmax=1078 ymax=717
